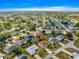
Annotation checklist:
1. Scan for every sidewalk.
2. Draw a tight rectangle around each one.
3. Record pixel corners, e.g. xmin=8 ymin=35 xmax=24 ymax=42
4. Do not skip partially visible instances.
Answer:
xmin=45 ymin=48 xmax=52 ymax=54
xmin=59 ymin=42 xmax=64 ymax=46
xmin=34 ymin=54 xmax=42 ymax=59
xmin=63 ymin=50 xmax=72 ymax=56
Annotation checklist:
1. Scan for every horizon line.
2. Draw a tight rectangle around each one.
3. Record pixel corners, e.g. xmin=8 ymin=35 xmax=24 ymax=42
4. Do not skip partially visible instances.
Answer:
xmin=0 ymin=6 xmax=79 ymax=12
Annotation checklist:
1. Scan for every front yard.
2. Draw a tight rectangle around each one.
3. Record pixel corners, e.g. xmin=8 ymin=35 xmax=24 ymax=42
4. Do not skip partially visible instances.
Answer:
xmin=38 ymin=49 xmax=48 ymax=58
xmin=65 ymin=48 xmax=79 ymax=53
xmin=47 ymin=43 xmax=62 ymax=51
xmin=74 ymin=37 xmax=79 ymax=48
xmin=56 ymin=51 xmax=72 ymax=59
xmin=62 ymin=39 xmax=69 ymax=44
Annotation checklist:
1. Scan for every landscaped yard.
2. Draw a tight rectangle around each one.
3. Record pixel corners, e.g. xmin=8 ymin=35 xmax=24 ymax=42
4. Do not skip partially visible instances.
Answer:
xmin=21 ymin=42 xmax=35 ymax=48
xmin=56 ymin=52 xmax=72 ymax=59
xmin=62 ymin=39 xmax=69 ymax=44
xmin=46 ymin=34 xmax=53 ymax=40
xmin=47 ymin=43 xmax=62 ymax=51
xmin=38 ymin=49 xmax=48 ymax=58
xmin=21 ymin=48 xmax=35 ymax=59
xmin=74 ymin=37 xmax=79 ymax=48
xmin=28 ymin=56 xmax=35 ymax=59
xmin=65 ymin=48 xmax=79 ymax=53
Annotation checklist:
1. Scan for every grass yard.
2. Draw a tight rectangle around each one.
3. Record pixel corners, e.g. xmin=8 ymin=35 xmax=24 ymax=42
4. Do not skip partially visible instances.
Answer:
xmin=38 ymin=49 xmax=48 ymax=58
xmin=65 ymin=48 xmax=79 ymax=53
xmin=56 ymin=51 xmax=72 ymax=59
xmin=74 ymin=37 xmax=79 ymax=48
xmin=47 ymin=43 xmax=62 ymax=51
xmin=21 ymin=48 xmax=35 ymax=59
xmin=62 ymin=39 xmax=69 ymax=44
xmin=46 ymin=34 xmax=53 ymax=40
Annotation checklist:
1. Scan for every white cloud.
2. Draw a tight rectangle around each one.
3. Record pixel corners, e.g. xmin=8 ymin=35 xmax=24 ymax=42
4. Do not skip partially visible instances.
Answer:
xmin=0 ymin=6 xmax=79 ymax=12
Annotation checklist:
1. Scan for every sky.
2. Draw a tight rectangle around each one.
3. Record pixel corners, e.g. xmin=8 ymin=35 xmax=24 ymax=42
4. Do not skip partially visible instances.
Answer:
xmin=0 ymin=0 xmax=79 ymax=11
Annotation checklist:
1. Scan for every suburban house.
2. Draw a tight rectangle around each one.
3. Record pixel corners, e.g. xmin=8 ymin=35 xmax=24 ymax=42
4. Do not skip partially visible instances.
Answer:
xmin=19 ymin=55 xmax=28 ymax=59
xmin=48 ymin=35 xmax=64 ymax=44
xmin=45 ymin=29 xmax=52 ymax=35
xmin=23 ymin=35 xmax=34 ymax=41
xmin=26 ymin=45 xmax=38 ymax=55
xmin=0 ymin=54 xmax=5 ymax=59
xmin=72 ymin=52 xmax=79 ymax=59
xmin=15 ymin=40 xmax=27 ymax=46
xmin=15 ymin=35 xmax=34 ymax=45
xmin=3 ymin=45 xmax=18 ymax=54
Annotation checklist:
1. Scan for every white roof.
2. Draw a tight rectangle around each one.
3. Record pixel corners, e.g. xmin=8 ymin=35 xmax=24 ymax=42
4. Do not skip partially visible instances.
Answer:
xmin=55 ymin=35 xmax=63 ymax=41
xmin=26 ymin=45 xmax=38 ymax=55
xmin=0 ymin=57 xmax=4 ymax=59
xmin=45 ymin=30 xmax=52 ymax=34
xmin=0 ymin=54 xmax=4 ymax=59
xmin=72 ymin=52 xmax=79 ymax=59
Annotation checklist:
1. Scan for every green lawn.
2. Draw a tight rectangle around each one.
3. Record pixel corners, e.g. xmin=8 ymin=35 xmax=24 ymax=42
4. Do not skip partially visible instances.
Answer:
xmin=62 ymin=39 xmax=69 ymax=44
xmin=46 ymin=34 xmax=53 ymax=40
xmin=74 ymin=37 xmax=79 ymax=48
xmin=49 ymin=57 xmax=53 ymax=59
xmin=56 ymin=52 xmax=72 ymax=59
xmin=47 ymin=43 xmax=62 ymax=51
xmin=22 ymin=49 xmax=35 ymax=59
xmin=38 ymin=49 xmax=48 ymax=58
xmin=65 ymin=48 xmax=79 ymax=53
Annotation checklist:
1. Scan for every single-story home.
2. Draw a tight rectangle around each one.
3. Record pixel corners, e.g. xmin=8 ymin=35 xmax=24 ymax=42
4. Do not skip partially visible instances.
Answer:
xmin=0 ymin=54 xmax=5 ymax=59
xmin=45 ymin=30 xmax=52 ymax=35
xmin=48 ymin=35 xmax=64 ymax=44
xmin=23 ymin=35 xmax=34 ymax=41
xmin=15 ymin=40 xmax=27 ymax=45
xmin=72 ymin=52 xmax=79 ymax=59
xmin=3 ymin=45 xmax=17 ymax=54
xmin=19 ymin=55 xmax=28 ymax=59
xmin=26 ymin=45 xmax=38 ymax=55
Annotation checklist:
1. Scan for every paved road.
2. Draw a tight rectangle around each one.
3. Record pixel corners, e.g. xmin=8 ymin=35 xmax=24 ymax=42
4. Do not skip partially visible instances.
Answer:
xmin=54 ymin=41 xmax=75 ymax=55
xmin=44 ymin=37 xmax=79 ymax=59
xmin=43 ymin=18 xmax=79 ymax=59
xmin=43 ymin=53 xmax=59 ymax=59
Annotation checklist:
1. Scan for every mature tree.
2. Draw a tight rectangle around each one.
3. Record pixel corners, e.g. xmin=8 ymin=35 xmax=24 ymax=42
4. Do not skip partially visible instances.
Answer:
xmin=66 ymin=32 xmax=73 ymax=38
xmin=12 ymin=47 xmax=22 ymax=56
